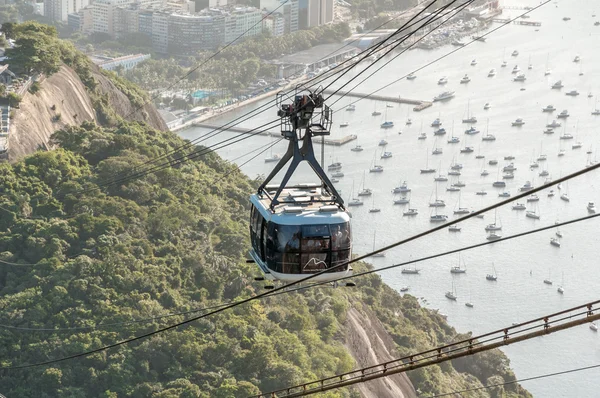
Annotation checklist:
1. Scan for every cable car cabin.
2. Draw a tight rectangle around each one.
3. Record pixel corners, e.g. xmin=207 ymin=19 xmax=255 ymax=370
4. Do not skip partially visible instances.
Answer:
xmin=249 ymin=185 xmax=352 ymax=283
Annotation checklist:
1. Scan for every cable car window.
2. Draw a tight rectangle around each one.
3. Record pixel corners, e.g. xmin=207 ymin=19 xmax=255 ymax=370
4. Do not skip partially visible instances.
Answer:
xmin=331 ymin=223 xmax=351 ymax=250
xmin=271 ymin=224 xmax=301 ymax=253
xmin=261 ymin=219 xmax=268 ymax=261
xmin=302 ymin=224 xmax=329 ymax=238
xmin=331 ymin=250 xmax=350 ymax=271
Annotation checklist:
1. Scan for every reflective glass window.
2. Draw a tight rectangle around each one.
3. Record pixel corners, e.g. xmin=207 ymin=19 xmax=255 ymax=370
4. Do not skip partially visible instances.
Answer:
xmin=331 ymin=222 xmax=351 ymax=250
xmin=269 ymin=224 xmax=301 ymax=253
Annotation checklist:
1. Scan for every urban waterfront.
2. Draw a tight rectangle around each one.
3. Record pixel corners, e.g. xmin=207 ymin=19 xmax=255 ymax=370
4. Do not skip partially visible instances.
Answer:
xmin=180 ymin=0 xmax=600 ymax=395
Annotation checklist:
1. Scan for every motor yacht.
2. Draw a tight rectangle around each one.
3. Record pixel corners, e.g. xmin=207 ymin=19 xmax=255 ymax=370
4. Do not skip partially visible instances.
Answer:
xmin=433 ymin=91 xmax=455 ymax=101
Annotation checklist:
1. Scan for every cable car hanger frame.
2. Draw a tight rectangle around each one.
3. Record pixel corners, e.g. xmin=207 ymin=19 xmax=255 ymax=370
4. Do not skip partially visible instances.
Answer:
xmin=257 ymin=85 xmax=345 ymax=211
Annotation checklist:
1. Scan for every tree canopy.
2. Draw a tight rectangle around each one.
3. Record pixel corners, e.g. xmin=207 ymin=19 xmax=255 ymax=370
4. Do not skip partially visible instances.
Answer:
xmin=0 ymin=118 xmax=530 ymax=397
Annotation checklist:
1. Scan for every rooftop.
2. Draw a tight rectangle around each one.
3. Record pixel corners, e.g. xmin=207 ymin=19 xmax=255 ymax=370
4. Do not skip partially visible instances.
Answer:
xmin=271 ymin=43 xmax=358 ymax=66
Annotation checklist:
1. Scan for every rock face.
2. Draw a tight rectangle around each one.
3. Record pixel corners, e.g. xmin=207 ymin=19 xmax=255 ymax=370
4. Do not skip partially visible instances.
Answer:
xmin=6 ymin=65 xmax=166 ymax=161
xmin=344 ymin=307 xmax=418 ymax=398
xmin=92 ymin=66 xmax=167 ymax=131
xmin=8 ymin=66 xmax=96 ymax=160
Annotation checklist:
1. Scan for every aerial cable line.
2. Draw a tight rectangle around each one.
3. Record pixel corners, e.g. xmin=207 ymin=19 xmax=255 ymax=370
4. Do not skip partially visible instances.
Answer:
xmin=120 ymin=0 xmax=290 ymax=122
xmin=2 ymin=170 xmax=598 ymax=365
xmin=322 ymin=0 xmax=473 ymax=101
xmin=88 ymin=0 xmax=446 ymax=191
xmin=87 ymin=0 xmax=460 ymax=192
xmin=162 ymin=0 xmax=549 ymax=185
xmin=110 ymin=4 xmax=422 ymax=179
xmin=327 ymin=0 xmax=475 ymax=106
xmin=254 ymin=302 xmax=600 ymax=397
xmin=3 ymin=213 xmax=597 ymax=333
xmin=425 ymin=363 xmax=600 ymax=398
xmin=256 ymin=212 xmax=600 ymax=296
xmin=73 ymin=0 xmax=514 ymax=195
xmin=4 ymin=47 xmax=593 ymax=360
xmin=257 ymin=306 xmax=599 ymax=397
xmin=210 ymin=138 xmax=284 ymax=183
xmin=86 ymin=118 xmax=283 ymax=191
xmin=340 ymin=0 xmax=552 ymax=108
xmin=0 ymin=0 xmax=559 ymax=355
xmin=114 ymin=0 xmax=530 ymax=187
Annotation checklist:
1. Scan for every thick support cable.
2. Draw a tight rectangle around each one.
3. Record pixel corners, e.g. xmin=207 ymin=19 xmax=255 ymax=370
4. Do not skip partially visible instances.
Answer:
xmin=255 ymin=302 xmax=600 ymax=397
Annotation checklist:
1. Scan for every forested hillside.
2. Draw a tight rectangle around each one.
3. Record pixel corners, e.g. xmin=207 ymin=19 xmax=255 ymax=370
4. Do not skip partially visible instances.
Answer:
xmin=0 ymin=121 xmax=530 ymax=397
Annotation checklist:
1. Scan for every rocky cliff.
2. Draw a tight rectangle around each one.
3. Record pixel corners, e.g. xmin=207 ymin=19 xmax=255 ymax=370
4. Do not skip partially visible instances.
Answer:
xmin=345 ymin=307 xmax=417 ymax=398
xmin=6 ymin=65 xmax=166 ymax=161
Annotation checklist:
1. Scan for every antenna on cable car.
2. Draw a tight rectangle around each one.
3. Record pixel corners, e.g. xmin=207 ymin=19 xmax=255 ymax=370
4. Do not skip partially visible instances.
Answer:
xmin=257 ymin=86 xmax=344 ymax=211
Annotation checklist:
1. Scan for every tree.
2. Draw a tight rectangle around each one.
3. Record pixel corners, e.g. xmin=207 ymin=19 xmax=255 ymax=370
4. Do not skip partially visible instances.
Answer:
xmin=6 ymin=92 xmax=21 ymax=107
xmin=0 ymin=21 xmax=17 ymax=39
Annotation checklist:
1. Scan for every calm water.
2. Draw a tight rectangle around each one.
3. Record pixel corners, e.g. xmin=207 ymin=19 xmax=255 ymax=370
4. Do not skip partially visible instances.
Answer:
xmin=179 ymin=0 xmax=600 ymax=395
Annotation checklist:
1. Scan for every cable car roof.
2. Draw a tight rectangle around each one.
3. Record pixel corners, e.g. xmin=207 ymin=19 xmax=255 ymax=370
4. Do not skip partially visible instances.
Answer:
xmin=251 ymin=186 xmax=349 ymax=225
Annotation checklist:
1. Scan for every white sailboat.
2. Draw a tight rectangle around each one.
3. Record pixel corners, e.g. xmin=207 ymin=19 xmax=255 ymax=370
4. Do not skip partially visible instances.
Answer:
xmin=465 ymin=287 xmax=474 ymax=308
xmin=445 ymin=279 xmax=458 ymax=300
xmin=453 ymin=191 xmax=470 ymax=215
xmin=369 ymin=194 xmax=381 ymax=213
xmin=420 ymin=150 xmax=436 ymax=173
xmin=357 ymin=171 xmax=372 ymax=196
xmin=486 ymin=263 xmax=498 ymax=281
xmin=485 ymin=209 xmax=502 ymax=231
xmin=557 ymin=271 xmax=565 ymax=294
xmin=401 ymin=261 xmax=420 ymax=274
xmin=371 ymin=230 xmax=385 ymax=257
xmin=450 ymin=253 xmax=467 ymax=274
xmin=543 ymin=269 xmax=553 ymax=285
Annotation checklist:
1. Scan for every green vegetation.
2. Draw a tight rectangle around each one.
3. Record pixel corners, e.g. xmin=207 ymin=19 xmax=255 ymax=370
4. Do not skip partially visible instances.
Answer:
xmin=0 ymin=119 xmax=530 ymax=397
xmin=349 ymin=0 xmax=417 ymax=19
xmin=3 ymin=21 xmax=157 ymax=129
xmin=28 ymin=81 xmax=41 ymax=94
xmin=5 ymin=91 xmax=21 ymax=107
xmin=124 ymin=23 xmax=352 ymax=96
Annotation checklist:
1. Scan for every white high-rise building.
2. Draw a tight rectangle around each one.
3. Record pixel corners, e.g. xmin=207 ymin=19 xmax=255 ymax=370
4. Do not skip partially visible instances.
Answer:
xmin=306 ymin=0 xmax=333 ymax=28
xmin=260 ymin=0 xmax=298 ymax=33
xmin=93 ymin=0 xmax=165 ymax=36
xmin=224 ymin=7 xmax=262 ymax=44
xmin=92 ymin=0 xmax=135 ymax=35
xmin=44 ymin=0 xmax=89 ymax=22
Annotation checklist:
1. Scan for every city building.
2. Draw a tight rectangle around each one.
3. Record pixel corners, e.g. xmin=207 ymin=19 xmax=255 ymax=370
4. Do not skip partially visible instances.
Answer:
xmin=138 ymin=9 xmax=154 ymax=37
xmin=168 ymin=11 xmax=225 ymax=54
xmin=263 ymin=11 xmax=285 ymax=37
xmin=92 ymin=0 xmax=135 ymax=35
xmin=269 ymin=43 xmax=357 ymax=78
xmin=224 ymin=6 xmax=262 ymax=44
xmin=93 ymin=53 xmax=151 ymax=71
xmin=151 ymin=10 xmax=170 ymax=53
xmin=68 ymin=7 xmax=93 ymax=33
xmin=260 ymin=0 xmax=298 ymax=33
xmin=44 ymin=0 xmax=90 ymax=22
xmin=193 ymin=0 xmax=226 ymax=13
xmin=306 ymin=0 xmax=333 ymax=28
xmin=114 ymin=4 xmax=141 ymax=37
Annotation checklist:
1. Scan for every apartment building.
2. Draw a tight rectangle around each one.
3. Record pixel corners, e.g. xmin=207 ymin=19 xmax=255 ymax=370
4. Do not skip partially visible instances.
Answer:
xmin=263 ymin=12 xmax=285 ymax=36
xmin=44 ymin=0 xmax=90 ymax=22
xmin=115 ymin=5 xmax=141 ymax=37
xmin=260 ymin=0 xmax=298 ymax=33
xmin=92 ymin=0 xmax=134 ymax=35
xmin=224 ymin=6 xmax=262 ymax=44
xmin=151 ymin=10 xmax=170 ymax=53
xmin=168 ymin=12 xmax=225 ymax=54
xmin=306 ymin=0 xmax=333 ymax=28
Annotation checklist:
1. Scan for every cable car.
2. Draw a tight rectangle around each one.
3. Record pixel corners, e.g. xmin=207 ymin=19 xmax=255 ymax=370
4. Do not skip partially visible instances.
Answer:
xmin=248 ymin=88 xmax=353 ymax=284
